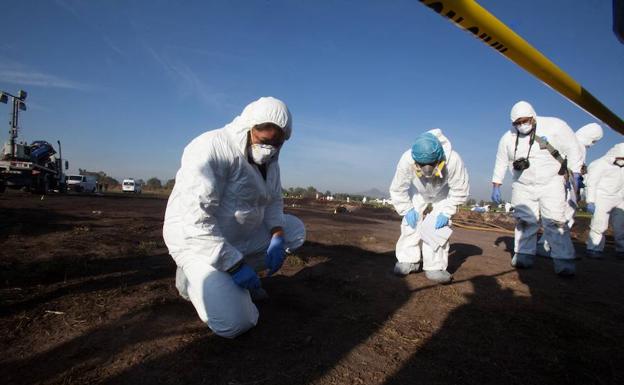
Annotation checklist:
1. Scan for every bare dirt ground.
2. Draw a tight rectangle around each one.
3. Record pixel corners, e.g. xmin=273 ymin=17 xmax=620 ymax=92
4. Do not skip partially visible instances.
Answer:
xmin=1 ymin=192 xmax=623 ymax=385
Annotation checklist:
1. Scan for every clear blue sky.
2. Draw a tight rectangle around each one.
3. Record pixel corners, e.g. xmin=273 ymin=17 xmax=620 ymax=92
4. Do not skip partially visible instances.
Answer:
xmin=1 ymin=0 xmax=622 ymax=200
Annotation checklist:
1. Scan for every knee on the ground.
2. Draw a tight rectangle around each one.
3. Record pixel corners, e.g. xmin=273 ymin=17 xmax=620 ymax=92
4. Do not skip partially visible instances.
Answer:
xmin=207 ymin=309 xmax=258 ymax=339
xmin=283 ymin=214 xmax=306 ymax=249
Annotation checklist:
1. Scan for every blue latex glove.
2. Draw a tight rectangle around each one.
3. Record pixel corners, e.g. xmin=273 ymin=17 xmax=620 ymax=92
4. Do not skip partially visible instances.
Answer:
xmin=404 ymin=208 xmax=419 ymax=228
xmin=265 ymin=235 xmax=286 ymax=275
xmin=435 ymin=213 xmax=450 ymax=229
xmin=491 ymin=185 xmax=502 ymax=204
xmin=573 ymin=172 xmax=582 ymax=191
xmin=230 ymin=264 xmax=261 ymax=290
xmin=586 ymin=203 xmax=595 ymax=214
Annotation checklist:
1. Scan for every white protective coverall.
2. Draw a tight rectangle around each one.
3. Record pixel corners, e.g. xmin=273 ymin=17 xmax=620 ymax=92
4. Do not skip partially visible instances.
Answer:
xmin=575 ymin=123 xmax=604 ymax=168
xmin=163 ymin=97 xmax=306 ymax=338
xmin=390 ymin=129 xmax=469 ymax=271
xmin=585 ymin=143 xmax=624 ymax=254
xmin=492 ymin=114 xmax=582 ymax=263
xmin=537 ymin=122 xmax=603 ymax=254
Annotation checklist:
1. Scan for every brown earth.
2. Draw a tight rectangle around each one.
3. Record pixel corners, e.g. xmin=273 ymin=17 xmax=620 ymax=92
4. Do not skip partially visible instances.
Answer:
xmin=1 ymin=192 xmax=623 ymax=385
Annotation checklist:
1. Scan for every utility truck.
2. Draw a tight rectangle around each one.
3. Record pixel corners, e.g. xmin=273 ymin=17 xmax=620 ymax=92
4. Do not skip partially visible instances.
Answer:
xmin=0 ymin=90 xmax=68 ymax=194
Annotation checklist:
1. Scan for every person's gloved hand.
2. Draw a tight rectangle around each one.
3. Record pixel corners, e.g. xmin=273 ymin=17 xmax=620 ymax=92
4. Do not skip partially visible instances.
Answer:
xmin=491 ymin=185 xmax=502 ymax=204
xmin=230 ymin=264 xmax=261 ymax=290
xmin=573 ymin=172 xmax=582 ymax=192
xmin=265 ymin=235 xmax=286 ymax=275
xmin=404 ymin=208 xmax=419 ymax=228
xmin=586 ymin=202 xmax=595 ymax=214
xmin=435 ymin=213 xmax=450 ymax=229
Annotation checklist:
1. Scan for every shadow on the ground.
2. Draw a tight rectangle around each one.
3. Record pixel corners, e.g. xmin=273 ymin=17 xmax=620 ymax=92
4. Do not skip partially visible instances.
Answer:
xmin=1 ymin=237 xmax=494 ymax=385
xmin=0 ymin=208 xmax=92 ymax=239
xmin=0 ymin=253 xmax=175 ymax=317
xmin=382 ymin=204 xmax=624 ymax=385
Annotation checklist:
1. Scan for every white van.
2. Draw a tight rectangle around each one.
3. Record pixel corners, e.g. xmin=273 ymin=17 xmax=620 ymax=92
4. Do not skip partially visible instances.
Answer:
xmin=122 ymin=179 xmax=142 ymax=193
xmin=66 ymin=175 xmax=97 ymax=193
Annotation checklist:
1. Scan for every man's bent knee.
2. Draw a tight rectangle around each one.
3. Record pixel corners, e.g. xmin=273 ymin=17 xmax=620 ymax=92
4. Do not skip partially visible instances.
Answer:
xmin=208 ymin=311 xmax=258 ymax=338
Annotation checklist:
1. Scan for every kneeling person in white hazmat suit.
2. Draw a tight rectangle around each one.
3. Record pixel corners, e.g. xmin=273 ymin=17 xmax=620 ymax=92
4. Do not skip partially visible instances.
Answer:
xmin=584 ymin=143 xmax=624 ymax=259
xmin=163 ymin=97 xmax=306 ymax=338
xmin=491 ymin=101 xmax=582 ymax=276
xmin=390 ymin=129 xmax=469 ymax=284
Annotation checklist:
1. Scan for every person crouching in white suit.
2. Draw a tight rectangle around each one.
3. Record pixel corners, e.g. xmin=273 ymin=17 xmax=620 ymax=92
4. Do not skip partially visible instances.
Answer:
xmin=389 ymin=129 xmax=470 ymax=284
xmin=163 ymin=97 xmax=305 ymax=338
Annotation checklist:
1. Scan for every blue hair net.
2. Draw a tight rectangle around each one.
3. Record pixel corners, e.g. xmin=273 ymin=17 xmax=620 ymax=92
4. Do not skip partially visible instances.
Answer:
xmin=411 ymin=133 xmax=444 ymax=164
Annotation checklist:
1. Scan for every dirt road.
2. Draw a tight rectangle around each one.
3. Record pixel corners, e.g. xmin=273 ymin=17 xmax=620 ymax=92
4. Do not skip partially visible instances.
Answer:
xmin=1 ymin=193 xmax=623 ymax=385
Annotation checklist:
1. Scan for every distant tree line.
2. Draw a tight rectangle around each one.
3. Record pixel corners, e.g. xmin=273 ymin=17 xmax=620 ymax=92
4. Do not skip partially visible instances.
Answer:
xmin=144 ymin=177 xmax=175 ymax=191
xmin=78 ymin=169 xmax=120 ymax=187
xmin=77 ymin=170 xmax=175 ymax=192
xmin=284 ymin=186 xmax=369 ymax=202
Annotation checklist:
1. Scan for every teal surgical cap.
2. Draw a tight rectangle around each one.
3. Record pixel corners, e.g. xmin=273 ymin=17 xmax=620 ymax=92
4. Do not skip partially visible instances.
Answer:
xmin=411 ymin=133 xmax=444 ymax=164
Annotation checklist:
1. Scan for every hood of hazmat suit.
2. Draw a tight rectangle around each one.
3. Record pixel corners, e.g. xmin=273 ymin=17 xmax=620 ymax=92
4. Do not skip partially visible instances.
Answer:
xmin=389 ymin=128 xmax=469 ymax=218
xmin=510 ymin=101 xmax=537 ymax=122
xmin=163 ymin=97 xmax=292 ymax=271
xmin=585 ymin=143 xmax=624 ymax=204
xmin=510 ymin=101 xmax=537 ymax=135
xmin=575 ymin=123 xmax=603 ymax=164
xmin=576 ymin=123 xmax=603 ymax=147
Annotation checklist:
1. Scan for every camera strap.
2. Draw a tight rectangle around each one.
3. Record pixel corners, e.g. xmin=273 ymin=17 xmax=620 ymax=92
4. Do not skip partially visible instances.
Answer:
xmin=533 ymin=135 xmax=567 ymax=175
xmin=513 ymin=129 xmax=536 ymax=161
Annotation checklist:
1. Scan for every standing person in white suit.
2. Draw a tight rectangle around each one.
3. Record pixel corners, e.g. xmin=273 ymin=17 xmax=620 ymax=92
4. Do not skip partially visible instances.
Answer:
xmin=491 ymin=101 xmax=582 ymax=276
xmin=584 ymin=143 xmax=624 ymax=259
xmin=390 ymin=129 xmax=469 ymax=284
xmin=163 ymin=97 xmax=306 ymax=338
xmin=537 ymin=122 xmax=603 ymax=256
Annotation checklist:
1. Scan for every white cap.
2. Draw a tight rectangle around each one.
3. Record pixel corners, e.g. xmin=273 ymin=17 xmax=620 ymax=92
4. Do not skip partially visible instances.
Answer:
xmin=510 ymin=101 xmax=536 ymax=123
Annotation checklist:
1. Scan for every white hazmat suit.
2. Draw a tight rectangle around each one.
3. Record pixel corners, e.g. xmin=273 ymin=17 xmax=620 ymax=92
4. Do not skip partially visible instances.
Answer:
xmin=537 ymin=122 xmax=603 ymax=255
xmin=492 ymin=102 xmax=582 ymax=273
xmin=585 ymin=143 xmax=624 ymax=256
xmin=163 ymin=97 xmax=306 ymax=338
xmin=390 ymin=129 xmax=469 ymax=273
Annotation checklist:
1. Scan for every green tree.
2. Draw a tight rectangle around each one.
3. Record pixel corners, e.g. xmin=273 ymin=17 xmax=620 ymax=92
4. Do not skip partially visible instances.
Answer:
xmin=146 ymin=177 xmax=162 ymax=190
xmin=164 ymin=178 xmax=175 ymax=190
xmin=304 ymin=186 xmax=318 ymax=198
xmin=78 ymin=169 xmax=119 ymax=187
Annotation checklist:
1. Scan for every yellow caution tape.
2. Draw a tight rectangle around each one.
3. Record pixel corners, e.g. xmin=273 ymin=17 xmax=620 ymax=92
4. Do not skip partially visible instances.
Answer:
xmin=419 ymin=0 xmax=624 ymax=134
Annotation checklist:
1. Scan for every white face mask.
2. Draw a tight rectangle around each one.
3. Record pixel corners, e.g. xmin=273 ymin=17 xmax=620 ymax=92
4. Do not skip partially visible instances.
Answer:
xmin=515 ymin=122 xmax=534 ymax=135
xmin=250 ymin=144 xmax=278 ymax=165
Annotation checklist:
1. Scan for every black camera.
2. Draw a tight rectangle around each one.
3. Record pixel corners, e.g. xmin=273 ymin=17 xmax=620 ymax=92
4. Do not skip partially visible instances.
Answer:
xmin=513 ymin=158 xmax=530 ymax=171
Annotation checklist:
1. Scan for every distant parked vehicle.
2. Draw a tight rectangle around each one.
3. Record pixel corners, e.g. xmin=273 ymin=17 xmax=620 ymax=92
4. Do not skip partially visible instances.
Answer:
xmin=122 ymin=179 xmax=142 ymax=193
xmin=66 ymin=175 xmax=97 ymax=193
